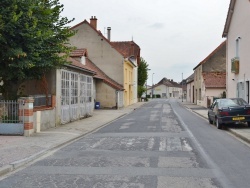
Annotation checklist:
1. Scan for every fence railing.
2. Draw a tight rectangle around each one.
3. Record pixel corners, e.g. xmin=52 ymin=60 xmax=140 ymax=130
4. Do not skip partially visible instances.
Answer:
xmin=0 ymin=100 xmax=22 ymax=123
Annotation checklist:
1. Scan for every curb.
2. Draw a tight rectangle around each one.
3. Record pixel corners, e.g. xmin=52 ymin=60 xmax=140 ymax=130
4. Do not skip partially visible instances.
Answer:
xmin=227 ymin=129 xmax=250 ymax=144
xmin=178 ymin=101 xmax=250 ymax=145
xmin=0 ymin=165 xmax=12 ymax=177
xmin=0 ymin=109 xmax=134 ymax=178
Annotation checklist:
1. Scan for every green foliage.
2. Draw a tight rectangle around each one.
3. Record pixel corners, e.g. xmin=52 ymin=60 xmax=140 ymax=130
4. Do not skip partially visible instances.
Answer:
xmin=138 ymin=57 xmax=149 ymax=86
xmin=156 ymin=94 xmax=161 ymax=98
xmin=1 ymin=115 xmax=19 ymax=123
xmin=138 ymin=85 xmax=146 ymax=99
xmin=0 ymin=0 xmax=75 ymax=99
xmin=138 ymin=57 xmax=149 ymax=98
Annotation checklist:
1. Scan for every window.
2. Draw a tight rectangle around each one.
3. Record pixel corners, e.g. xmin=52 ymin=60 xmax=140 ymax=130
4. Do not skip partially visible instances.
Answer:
xmin=236 ymin=38 xmax=240 ymax=57
xmin=199 ymin=88 xmax=201 ymax=100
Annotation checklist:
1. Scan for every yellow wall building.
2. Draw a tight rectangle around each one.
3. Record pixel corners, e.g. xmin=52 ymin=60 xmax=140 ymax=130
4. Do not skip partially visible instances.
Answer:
xmin=124 ymin=59 xmax=134 ymax=106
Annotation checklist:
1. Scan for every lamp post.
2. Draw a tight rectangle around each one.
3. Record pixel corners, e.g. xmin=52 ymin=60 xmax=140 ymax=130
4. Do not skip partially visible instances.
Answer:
xmin=152 ymin=73 xmax=155 ymax=98
xmin=182 ymin=73 xmax=183 ymax=102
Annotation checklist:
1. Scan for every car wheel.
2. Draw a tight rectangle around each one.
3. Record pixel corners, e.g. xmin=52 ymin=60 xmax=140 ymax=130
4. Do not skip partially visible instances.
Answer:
xmin=216 ymin=117 xmax=222 ymax=129
xmin=208 ymin=115 xmax=213 ymax=124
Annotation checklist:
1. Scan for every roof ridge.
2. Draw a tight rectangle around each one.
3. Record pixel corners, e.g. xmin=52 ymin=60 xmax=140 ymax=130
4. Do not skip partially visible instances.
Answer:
xmin=193 ymin=40 xmax=226 ymax=70
xmin=70 ymin=18 xmax=125 ymax=58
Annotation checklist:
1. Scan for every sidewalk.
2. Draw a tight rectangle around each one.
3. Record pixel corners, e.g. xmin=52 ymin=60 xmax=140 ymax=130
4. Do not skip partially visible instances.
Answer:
xmin=0 ymin=102 xmax=146 ymax=176
xmin=1 ymin=100 xmax=250 ymax=177
xmin=179 ymin=100 xmax=250 ymax=144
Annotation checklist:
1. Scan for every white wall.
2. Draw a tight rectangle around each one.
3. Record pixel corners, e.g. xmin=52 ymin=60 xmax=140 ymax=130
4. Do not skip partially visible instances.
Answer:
xmin=152 ymin=85 xmax=168 ymax=97
xmin=34 ymin=109 xmax=56 ymax=132
xmin=226 ymin=0 xmax=250 ymax=102
xmin=187 ymin=81 xmax=194 ymax=103
xmin=152 ymin=84 xmax=182 ymax=98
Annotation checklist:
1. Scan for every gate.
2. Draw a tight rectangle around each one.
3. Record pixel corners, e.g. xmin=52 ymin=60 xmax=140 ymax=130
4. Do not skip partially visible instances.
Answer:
xmin=0 ymin=100 xmax=24 ymax=135
xmin=61 ymin=70 xmax=93 ymax=124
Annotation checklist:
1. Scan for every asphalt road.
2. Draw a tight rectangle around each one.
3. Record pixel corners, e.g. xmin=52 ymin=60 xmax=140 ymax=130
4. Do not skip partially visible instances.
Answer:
xmin=0 ymin=99 xmax=250 ymax=187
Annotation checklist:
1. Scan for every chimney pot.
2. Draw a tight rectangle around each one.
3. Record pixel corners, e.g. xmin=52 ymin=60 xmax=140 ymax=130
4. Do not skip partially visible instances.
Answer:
xmin=107 ymin=27 xmax=111 ymax=41
xmin=90 ymin=16 xmax=97 ymax=29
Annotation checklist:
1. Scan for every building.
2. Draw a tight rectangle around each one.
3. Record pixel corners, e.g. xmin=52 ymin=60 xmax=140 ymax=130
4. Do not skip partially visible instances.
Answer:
xmin=222 ymin=0 xmax=250 ymax=103
xmin=68 ymin=17 xmax=140 ymax=107
xmin=149 ymin=78 xmax=182 ymax=98
xmin=193 ymin=41 xmax=226 ymax=107
xmin=186 ymin=73 xmax=194 ymax=103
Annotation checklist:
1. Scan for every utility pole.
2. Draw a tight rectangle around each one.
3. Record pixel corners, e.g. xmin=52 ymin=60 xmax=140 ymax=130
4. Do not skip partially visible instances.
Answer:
xmin=152 ymin=73 xmax=155 ymax=98
xmin=182 ymin=73 xmax=183 ymax=102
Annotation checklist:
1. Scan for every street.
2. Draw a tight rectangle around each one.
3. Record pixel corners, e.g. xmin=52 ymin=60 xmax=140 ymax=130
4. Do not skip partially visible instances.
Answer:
xmin=1 ymin=99 xmax=250 ymax=187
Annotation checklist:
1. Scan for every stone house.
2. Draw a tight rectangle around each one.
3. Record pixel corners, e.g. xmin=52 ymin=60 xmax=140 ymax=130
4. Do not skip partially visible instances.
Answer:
xmin=68 ymin=17 xmax=141 ymax=108
xmin=222 ymin=0 xmax=250 ymax=103
xmin=193 ymin=41 xmax=226 ymax=107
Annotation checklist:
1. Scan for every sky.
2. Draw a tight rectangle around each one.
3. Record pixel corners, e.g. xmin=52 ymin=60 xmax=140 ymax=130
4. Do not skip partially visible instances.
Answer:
xmin=59 ymin=0 xmax=230 ymax=85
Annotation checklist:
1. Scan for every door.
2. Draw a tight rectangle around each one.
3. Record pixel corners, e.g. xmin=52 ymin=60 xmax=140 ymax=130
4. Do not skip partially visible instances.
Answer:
xmin=61 ymin=70 xmax=93 ymax=124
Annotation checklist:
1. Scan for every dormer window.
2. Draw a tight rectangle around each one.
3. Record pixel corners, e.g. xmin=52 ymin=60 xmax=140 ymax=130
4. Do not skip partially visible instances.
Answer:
xmin=81 ymin=56 xmax=86 ymax=65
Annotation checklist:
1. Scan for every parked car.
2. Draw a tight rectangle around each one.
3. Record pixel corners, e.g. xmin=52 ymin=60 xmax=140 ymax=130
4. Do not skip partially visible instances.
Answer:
xmin=208 ymin=98 xmax=250 ymax=129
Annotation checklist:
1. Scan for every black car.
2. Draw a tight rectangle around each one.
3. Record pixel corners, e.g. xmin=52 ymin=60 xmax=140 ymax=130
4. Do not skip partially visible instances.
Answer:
xmin=208 ymin=98 xmax=250 ymax=129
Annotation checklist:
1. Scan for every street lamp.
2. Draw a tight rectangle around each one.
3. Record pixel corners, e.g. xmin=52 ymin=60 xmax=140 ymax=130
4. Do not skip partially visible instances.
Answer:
xmin=182 ymin=73 xmax=183 ymax=102
xmin=152 ymin=73 xmax=155 ymax=98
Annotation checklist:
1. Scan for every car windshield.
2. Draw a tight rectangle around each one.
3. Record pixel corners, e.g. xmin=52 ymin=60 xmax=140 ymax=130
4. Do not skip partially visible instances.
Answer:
xmin=231 ymin=98 xmax=249 ymax=106
xmin=219 ymin=98 xmax=248 ymax=108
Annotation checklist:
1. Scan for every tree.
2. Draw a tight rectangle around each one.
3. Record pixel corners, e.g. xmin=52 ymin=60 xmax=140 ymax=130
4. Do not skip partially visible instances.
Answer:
xmin=138 ymin=57 xmax=149 ymax=98
xmin=0 ymin=0 xmax=75 ymax=99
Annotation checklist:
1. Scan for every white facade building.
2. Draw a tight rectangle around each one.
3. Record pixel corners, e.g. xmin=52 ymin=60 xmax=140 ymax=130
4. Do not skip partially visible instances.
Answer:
xmin=222 ymin=0 xmax=250 ymax=103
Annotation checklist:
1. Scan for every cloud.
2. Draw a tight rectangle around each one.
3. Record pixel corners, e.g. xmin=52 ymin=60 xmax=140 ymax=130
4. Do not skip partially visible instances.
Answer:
xmin=149 ymin=23 xmax=165 ymax=29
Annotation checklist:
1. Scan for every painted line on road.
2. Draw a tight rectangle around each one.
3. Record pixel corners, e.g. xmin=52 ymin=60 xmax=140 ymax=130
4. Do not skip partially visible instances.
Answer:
xmin=171 ymin=103 xmax=233 ymax=188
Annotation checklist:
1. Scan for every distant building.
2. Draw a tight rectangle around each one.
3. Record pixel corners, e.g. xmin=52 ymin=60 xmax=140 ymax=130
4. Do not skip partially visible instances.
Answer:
xmin=186 ymin=73 xmax=194 ymax=103
xmin=147 ymin=78 xmax=182 ymax=98
xmin=193 ymin=41 xmax=226 ymax=107
xmin=68 ymin=16 xmax=141 ymax=108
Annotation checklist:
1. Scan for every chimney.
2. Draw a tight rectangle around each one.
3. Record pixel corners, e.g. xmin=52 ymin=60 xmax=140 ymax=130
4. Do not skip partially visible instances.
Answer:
xmin=107 ymin=27 xmax=111 ymax=41
xmin=90 ymin=16 xmax=97 ymax=29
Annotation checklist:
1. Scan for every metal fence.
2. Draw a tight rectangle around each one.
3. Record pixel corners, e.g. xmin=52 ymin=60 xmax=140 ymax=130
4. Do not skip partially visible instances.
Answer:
xmin=0 ymin=100 xmax=20 ymax=123
xmin=0 ymin=100 xmax=24 ymax=135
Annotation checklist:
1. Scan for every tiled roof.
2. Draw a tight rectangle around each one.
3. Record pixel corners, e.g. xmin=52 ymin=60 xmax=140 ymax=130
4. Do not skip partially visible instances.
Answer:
xmin=70 ymin=49 xmax=88 ymax=57
xmin=203 ymin=72 xmax=226 ymax=88
xmin=193 ymin=40 xmax=226 ymax=70
xmin=111 ymin=41 xmax=140 ymax=60
xmin=70 ymin=19 xmax=141 ymax=65
xmin=67 ymin=49 xmax=124 ymax=90
xmin=154 ymin=77 xmax=182 ymax=88
xmin=67 ymin=49 xmax=95 ymax=74
xmin=66 ymin=57 xmax=96 ymax=74
xmin=86 ymin=58 xmax=124 ymax=90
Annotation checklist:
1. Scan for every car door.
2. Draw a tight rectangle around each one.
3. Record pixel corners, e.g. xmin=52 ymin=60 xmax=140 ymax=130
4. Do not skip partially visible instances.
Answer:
xmin=209 ymin=100 xmax=218 ymax=121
